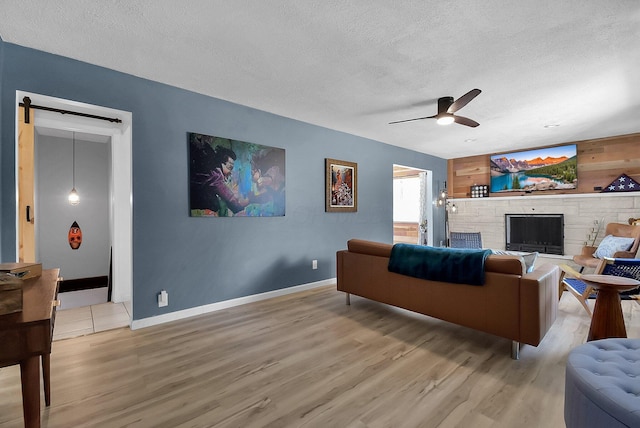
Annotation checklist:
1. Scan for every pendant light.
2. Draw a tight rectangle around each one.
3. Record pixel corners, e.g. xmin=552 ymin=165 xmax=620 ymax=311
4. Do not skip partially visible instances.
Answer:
xmin=68 ymin=132 xmax=80 ymax=205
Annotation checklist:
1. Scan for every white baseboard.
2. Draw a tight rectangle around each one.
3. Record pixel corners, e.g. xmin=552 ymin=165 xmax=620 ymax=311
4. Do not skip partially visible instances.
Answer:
xmin=131 ymin=278 xmax=336 ymax=330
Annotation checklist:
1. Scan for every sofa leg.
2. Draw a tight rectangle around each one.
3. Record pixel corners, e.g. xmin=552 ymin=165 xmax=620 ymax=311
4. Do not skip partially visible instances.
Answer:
xmin=511 ymin=341 xmax=520 ymax=360
xmin=345 ymin=293 xmax=351 ymax=305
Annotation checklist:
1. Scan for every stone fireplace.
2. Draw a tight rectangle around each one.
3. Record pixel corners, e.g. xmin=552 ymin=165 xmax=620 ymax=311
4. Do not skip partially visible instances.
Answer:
xmin=446 ymin=193 xmax=639 ymax=263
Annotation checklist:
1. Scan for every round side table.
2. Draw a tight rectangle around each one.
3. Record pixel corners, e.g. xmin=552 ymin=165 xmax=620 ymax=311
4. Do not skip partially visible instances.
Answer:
xmin=581 ymin=274 xmax=640 ymax=341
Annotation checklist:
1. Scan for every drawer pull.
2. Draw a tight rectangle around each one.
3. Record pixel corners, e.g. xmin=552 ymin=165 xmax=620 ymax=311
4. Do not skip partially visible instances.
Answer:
xmin=52 ymin=300 xmax=61 ymax=307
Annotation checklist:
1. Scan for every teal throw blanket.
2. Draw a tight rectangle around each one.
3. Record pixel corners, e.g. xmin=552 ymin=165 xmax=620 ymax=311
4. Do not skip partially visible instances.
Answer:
xmin=388 ymin=244 xmax=492 ymax=286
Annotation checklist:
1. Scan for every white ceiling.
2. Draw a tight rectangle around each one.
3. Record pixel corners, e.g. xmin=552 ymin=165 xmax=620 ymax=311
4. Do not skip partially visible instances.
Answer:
xmin=2 ymin=1 xmax=640 ymax=159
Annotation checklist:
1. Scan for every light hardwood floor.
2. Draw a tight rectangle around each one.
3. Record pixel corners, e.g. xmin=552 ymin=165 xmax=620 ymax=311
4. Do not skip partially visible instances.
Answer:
xmin=0 ymin=285 xmax=638 ymax=427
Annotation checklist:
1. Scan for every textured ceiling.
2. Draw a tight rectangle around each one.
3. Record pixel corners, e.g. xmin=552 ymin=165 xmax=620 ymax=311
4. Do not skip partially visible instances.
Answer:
xmin=2 ymin=1 xmax=640 ymax=159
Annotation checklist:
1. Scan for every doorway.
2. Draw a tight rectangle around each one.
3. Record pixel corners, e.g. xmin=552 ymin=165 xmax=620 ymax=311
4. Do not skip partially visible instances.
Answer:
xmin=15 ymin=91 xmax=133 ymax=317
xmin=393 ymin=165 xmax=433 ymax=245
xmin=36 ymin=130 xmax=111 ymax=307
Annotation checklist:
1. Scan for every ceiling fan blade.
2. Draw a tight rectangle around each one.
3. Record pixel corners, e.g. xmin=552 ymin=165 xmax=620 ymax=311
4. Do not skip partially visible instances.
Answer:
xmin=448 ymin=89 xmax=481 ymax=113
xmin=389 ymin=115 xmax=436 ymax=124
xmin=453 ymin=115 xmax=479 ymax=127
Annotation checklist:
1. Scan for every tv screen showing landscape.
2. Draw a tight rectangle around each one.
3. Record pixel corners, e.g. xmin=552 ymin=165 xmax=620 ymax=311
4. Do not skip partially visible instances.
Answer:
xmin=490 ymin=144 xmax=577 ymax=193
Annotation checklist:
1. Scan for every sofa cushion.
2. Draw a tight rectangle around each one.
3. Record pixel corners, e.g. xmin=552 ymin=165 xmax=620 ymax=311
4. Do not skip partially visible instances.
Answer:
xmin=491 ymin=249 xmax=538 ymax=273
xmin=593 ymin=235 xmax=635 ymax=259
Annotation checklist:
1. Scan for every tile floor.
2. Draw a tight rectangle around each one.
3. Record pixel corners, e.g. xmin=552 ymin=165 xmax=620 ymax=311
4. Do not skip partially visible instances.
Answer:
xmin=53 ymin=301 xmax=131 ymax=341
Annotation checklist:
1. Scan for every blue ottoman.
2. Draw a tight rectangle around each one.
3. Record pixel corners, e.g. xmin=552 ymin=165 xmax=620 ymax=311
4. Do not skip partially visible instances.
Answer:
xmin=565 ymin=339 xmax=640 ymax=427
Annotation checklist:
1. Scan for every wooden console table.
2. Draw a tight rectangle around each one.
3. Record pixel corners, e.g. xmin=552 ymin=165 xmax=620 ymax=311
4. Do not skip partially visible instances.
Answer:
xmin=0 ymin=269 xmax=60 ymax=428
xmin=582 ymin=274 xmax=640 ymax=342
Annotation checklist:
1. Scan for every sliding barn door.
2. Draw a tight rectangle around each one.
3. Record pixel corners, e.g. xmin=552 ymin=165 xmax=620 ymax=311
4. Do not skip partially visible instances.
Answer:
xmin=18 ymin=105 xmax=36 ymax=262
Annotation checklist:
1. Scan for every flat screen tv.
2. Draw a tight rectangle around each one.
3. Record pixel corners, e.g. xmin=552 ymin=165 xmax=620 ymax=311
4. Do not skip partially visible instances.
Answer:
xmin=490 ymin=144 xmax=577 ymax=193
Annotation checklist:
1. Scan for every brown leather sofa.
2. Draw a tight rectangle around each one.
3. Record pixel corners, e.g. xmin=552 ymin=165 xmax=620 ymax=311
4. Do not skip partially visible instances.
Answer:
xmin=336 ymin=239 xmax=560 ymax=359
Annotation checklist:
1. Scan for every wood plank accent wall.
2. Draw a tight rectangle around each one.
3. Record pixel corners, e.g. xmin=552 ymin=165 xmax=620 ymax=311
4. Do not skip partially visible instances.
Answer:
xmin=393 ymin=222 xmax=420 ymax=244
xmin=448 ymin=133 xmax=640 ymax=199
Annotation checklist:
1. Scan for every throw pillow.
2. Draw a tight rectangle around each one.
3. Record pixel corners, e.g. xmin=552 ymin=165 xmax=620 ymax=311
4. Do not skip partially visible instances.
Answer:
xmin=491 ymin=249 xmax=538 ymax=273
xmin=593 ymin=235 xmax=635 ymax=259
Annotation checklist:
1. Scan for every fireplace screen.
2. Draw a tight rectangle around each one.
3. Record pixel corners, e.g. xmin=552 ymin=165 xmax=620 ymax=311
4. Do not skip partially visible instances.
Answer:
xmin=505 ymin=214 xmax=564 ymax=255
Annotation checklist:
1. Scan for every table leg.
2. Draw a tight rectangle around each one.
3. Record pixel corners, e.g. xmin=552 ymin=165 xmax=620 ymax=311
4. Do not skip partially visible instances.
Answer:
xmin=20 ymin=356 xmax=41 ymax=428
xmin=587 ymin=288 xmax=627 ymax=341
xmin=42 ymin=353 xmax=50 ymax=406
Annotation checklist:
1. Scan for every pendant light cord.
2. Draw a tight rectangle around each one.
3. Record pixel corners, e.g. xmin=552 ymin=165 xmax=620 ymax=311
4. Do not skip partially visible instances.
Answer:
xmin=68 ymin=132 xmax=80 ymax=205
xmin=72 ymin=132 xmax=76 ymax=188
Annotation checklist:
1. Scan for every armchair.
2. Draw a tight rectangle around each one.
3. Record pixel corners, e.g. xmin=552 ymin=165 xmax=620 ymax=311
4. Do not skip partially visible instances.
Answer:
xmin=572 ymin=222 xmax=640 ymax=271
xmin=561 ymin=258 xmax=640 ymax=316
xmin=449 ymin=231 xmax=482 ymax=249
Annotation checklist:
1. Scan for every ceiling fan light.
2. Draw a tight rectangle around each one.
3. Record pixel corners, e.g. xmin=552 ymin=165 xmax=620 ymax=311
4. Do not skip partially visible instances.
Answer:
xmin=437 ymin=115 xmax=454 ymax=126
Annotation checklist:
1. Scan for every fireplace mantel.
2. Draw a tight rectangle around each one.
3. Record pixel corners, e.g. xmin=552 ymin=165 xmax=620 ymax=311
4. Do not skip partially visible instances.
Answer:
xmin=450 ymin=191 xmax=640 ymax=202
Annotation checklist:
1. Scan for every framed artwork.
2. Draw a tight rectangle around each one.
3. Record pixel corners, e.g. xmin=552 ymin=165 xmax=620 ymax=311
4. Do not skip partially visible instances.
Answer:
xmin=188 ymin=132 xmax=285 ymax=217
xmin=325 ymin=158 xmax=357 ymax=212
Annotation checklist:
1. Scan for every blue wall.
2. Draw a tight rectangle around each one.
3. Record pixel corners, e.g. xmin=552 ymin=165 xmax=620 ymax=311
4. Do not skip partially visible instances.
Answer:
xmin=0 ymin=40 xmax=447 ymax=320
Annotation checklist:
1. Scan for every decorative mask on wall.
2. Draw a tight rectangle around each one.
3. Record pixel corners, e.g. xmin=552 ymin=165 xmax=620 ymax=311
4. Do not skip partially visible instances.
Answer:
xmin=68 ymin=221 xmax=82 ymax=250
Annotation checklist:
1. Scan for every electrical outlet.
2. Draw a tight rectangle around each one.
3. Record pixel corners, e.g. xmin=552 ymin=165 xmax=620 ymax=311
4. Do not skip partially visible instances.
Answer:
xmin=312 ymin=259 xmax=318 ymax=270
xmin=158 ymin=290 xmax=168 ymax=307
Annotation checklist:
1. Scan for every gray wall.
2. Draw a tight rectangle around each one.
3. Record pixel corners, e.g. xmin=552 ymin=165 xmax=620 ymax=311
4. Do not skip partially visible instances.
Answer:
xmin=0 ymin=40 xmax=447 ymax=320
xmin=36 ymin=134 xmax=110 ymax=280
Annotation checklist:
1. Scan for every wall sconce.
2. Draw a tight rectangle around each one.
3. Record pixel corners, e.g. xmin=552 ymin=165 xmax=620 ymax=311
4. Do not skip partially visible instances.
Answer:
xmin=68 ymin=131 xmax=80 ymax=205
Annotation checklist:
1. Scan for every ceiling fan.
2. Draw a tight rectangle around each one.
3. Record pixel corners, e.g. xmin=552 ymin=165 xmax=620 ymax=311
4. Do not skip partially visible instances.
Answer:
xmin=389 ymin=89 xmax=481 ymax=127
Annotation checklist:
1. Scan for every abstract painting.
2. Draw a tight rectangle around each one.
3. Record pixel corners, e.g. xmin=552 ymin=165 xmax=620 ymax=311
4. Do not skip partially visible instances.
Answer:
xmin=189 ymin=132 xmax=285 ymax=217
